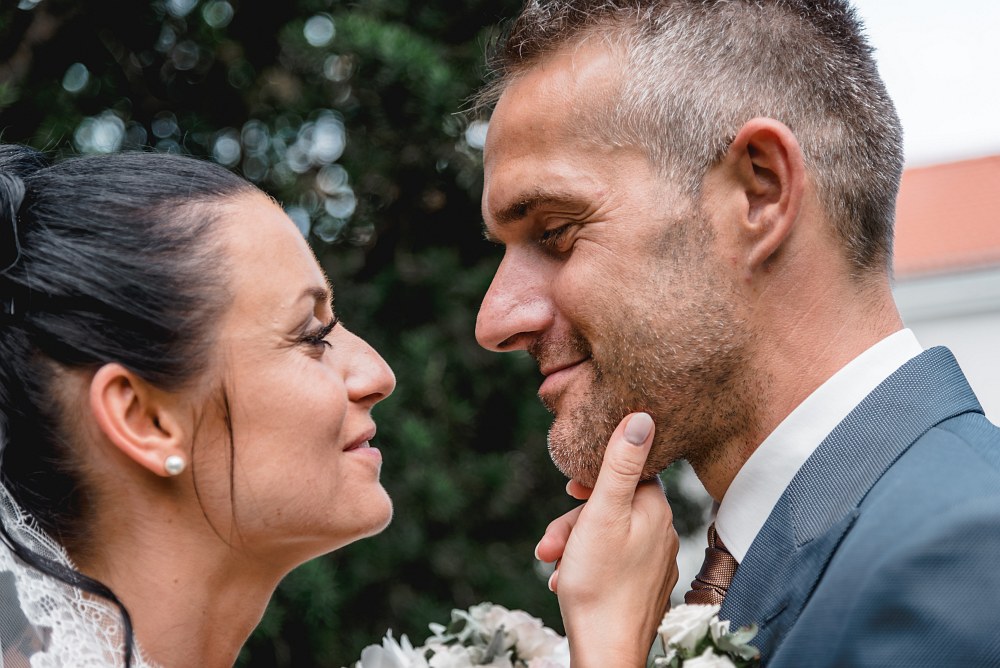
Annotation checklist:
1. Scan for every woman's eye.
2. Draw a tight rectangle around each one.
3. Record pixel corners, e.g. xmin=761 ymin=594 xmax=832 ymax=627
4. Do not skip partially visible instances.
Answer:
xmin=299 ymin=317 xmax=338 ymax=351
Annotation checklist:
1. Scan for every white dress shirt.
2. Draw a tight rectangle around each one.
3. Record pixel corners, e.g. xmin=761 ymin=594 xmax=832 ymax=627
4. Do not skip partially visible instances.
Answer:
xmin=714 ymin=329 xmax=924 ymax=562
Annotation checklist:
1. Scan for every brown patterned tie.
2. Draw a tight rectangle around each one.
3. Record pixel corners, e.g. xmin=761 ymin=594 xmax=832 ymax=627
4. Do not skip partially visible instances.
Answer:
xmin=684 ymin=523 xmax=738 ymax=605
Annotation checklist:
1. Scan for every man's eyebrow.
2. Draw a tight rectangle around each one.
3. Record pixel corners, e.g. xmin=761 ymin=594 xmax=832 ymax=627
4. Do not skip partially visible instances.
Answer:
xmin=490 ymin=191 xmax=583 ymax=226
xmin=481 ymin=190 xmax=587 ymax=243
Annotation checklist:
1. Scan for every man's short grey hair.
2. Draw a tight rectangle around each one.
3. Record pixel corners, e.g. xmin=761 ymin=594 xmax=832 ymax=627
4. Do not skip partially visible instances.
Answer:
xmin=473 ymin=0 xmax=904 ymax=276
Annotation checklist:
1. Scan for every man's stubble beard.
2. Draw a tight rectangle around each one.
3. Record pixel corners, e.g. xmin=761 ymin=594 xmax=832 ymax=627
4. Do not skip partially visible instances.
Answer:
xmin=540 ymin=210 xmax=763 ymax=486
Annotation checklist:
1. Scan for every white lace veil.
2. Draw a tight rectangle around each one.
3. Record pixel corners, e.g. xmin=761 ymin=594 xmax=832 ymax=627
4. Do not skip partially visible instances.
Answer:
xmin=0 ymin=481 xmax=154 ymax=667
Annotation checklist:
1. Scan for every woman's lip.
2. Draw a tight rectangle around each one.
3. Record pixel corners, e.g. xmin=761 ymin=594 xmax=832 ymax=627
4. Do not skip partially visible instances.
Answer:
xmin=344 ymin=427 xmax=377 ymax=451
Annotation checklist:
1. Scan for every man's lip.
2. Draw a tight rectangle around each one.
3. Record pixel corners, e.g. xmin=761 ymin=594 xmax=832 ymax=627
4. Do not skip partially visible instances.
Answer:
xmin=344 ymin=426 xmax=377 ymax=451
xmin=538 ymin=357 xmax=590 ymax=398
xmin=540 ymin=358 xmax=589 ymax=377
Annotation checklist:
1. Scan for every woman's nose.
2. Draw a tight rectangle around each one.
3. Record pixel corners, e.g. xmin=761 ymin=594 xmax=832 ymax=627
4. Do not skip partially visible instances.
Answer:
xmin=344 ymin=331 xmax=396 ymax=406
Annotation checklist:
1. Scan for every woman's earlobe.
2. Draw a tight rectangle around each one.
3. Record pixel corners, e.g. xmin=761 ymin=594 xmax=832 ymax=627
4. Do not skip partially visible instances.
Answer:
xmin=89 ymin=363 xmax=187 ymax=477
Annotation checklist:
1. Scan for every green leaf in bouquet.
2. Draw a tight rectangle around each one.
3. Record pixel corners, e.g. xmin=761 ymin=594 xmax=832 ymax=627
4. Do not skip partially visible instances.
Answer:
xmin=481 ymin=627 xmax=506 ymax=663
xmin=690 ymin=634 xmax=714 ymax=658
xmin=715 ymin=623 xmax=761 ymax=664
xmin=445 ymin=613 xmax=468 ymax=637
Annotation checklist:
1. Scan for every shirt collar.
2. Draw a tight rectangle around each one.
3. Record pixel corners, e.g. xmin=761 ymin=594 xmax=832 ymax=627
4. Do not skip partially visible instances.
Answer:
xmin=714 ymin=329 xmax=923 ymax=562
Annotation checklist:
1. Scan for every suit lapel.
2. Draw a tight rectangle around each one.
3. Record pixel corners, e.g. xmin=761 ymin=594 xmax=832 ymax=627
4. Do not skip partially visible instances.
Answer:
xmin=720 ymin=347 xmax=982 ymax=656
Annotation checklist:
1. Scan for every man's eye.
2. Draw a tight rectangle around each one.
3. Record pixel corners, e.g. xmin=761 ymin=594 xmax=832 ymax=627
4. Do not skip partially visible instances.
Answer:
xmin=539 ymin=225 xmax=575 ymax=252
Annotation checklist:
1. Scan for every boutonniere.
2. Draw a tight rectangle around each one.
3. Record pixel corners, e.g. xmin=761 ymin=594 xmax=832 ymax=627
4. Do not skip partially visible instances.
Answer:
xmin=650 ymin=604 xmax=760 ymax=667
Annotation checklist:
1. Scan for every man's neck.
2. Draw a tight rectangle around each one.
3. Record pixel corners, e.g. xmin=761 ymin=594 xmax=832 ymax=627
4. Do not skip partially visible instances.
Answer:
xmin=694 ymin=288 xmax=904 ymax=501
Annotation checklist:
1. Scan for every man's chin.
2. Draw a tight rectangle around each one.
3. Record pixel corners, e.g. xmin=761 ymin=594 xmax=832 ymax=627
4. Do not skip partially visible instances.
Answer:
xmin=546 ymin=426 xmax=603 ymax=487
xmin=547 ymin=416 xmax=672 ymax=487
xmin=547 ymin=445 xmax=666 ymax=487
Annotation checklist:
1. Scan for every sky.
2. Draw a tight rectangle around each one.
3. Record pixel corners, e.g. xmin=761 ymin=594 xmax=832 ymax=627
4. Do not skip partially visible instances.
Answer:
xmin=849 ymin=0 xmax=1000 ymax=166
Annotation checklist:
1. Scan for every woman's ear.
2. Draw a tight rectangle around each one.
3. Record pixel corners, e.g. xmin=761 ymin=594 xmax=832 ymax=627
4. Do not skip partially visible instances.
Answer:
xmin=88 ymin=363 xmax=187 ymax=477
xmin=723 ymin=117 xmax=806 ymax=272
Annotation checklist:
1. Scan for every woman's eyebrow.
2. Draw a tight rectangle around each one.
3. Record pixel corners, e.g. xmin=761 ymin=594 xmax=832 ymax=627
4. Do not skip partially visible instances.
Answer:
xmin=288 ymin=285 xmax=333 ymax=332
xmin=299 ymin=285 xmax=332 ymax=308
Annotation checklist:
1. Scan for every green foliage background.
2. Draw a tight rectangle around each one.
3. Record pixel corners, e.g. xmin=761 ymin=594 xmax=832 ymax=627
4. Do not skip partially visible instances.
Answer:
xmin=0 ymin=1 xmax=709 ymax=665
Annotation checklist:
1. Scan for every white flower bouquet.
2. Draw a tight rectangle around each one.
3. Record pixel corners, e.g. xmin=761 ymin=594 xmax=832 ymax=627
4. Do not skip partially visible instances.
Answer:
xmin=349 ymin=602 xmax=757 ymax=668
xmin=651 ymin=604 xmax=760 ymax=668
xmin=349 ymin=603 xmax=570 ymax=668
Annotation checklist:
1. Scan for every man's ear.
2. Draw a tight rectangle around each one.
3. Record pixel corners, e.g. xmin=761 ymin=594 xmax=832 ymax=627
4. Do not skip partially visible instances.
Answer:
xmin=723 ymin=117 xmax=806 ymax=272
xmin=88 ymin=363 xmax=187 ymax=477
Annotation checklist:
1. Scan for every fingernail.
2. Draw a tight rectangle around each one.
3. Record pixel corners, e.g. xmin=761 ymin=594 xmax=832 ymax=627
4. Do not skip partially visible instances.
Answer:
xmin=547 ymin=571 xmax=556 ymax=592
xmin=534 ymin=542 xmax=542 ymax=561
xmin=624 ymin=412 xmax=654 ymax=445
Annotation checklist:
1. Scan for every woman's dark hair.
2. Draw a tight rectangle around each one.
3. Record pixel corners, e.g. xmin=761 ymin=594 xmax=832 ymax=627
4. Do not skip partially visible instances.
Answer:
xmin=0 ymin=145 xmax=258 ymax=664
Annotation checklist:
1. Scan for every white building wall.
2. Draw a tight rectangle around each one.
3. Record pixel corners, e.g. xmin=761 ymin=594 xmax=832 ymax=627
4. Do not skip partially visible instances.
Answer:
xmin=894 ymin=267 xmax=1000 ymax=423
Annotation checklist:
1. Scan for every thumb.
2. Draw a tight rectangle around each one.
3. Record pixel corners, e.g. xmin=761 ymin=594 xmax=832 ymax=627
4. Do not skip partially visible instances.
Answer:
xmin=589 ymin=412 xmax=655 ymax=511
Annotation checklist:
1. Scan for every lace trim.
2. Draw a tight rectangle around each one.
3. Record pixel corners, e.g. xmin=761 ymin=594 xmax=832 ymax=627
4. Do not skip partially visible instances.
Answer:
xmin=0 ymin=484 xmax=156 ymax=667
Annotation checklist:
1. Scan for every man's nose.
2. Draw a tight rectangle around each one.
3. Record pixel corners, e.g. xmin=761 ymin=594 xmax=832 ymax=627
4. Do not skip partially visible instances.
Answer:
xmin=475 ymin=252 xmax=553 ymax=352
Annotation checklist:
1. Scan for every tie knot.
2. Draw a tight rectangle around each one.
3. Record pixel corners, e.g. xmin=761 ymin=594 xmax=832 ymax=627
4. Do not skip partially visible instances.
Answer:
xmin=684 ymin=523 xmax=738 ymax=606
xmin=707 ymin=524 xmax=725 ymax=549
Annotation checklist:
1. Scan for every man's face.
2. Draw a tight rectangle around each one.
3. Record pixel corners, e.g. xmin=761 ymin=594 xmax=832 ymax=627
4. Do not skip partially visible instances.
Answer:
xmin=476 ymin=44 xmax=757 ymax=485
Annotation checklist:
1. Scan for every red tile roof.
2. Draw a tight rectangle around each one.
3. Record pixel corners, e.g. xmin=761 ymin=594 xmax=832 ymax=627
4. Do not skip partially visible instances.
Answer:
xmin=893 ymin=155 xmax=1000 ymax=278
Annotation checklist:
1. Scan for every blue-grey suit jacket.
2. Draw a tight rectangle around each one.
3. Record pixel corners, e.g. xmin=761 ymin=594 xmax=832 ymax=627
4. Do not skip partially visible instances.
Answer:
xmin=719 ymin=347 xmax=1000 ymax=666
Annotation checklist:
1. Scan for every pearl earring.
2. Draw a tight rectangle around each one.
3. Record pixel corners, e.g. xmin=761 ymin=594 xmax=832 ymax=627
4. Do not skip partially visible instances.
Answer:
xmin=164 ymin=455 xmax=186 ymax=476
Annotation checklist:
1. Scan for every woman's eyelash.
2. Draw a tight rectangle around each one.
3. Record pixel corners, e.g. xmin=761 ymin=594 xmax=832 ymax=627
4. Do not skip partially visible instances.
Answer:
xmin=300 ymin=317 xmax=339 ymax=348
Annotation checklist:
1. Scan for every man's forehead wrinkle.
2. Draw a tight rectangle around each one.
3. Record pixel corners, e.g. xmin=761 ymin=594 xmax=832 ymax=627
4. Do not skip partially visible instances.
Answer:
xmin=508 ymin=38 xmax=620 ymax=109
xmin=516 ymin=42 xmax=627 ymax=158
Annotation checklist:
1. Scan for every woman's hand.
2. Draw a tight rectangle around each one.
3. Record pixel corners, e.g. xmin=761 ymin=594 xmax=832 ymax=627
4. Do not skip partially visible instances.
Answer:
xmin=535 ymin=413 xmax=679 ymax=668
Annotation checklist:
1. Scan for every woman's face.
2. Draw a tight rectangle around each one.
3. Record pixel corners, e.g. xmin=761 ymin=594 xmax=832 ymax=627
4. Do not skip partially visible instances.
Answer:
xmin=194 ymin=193 xmax=395 ymax=563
